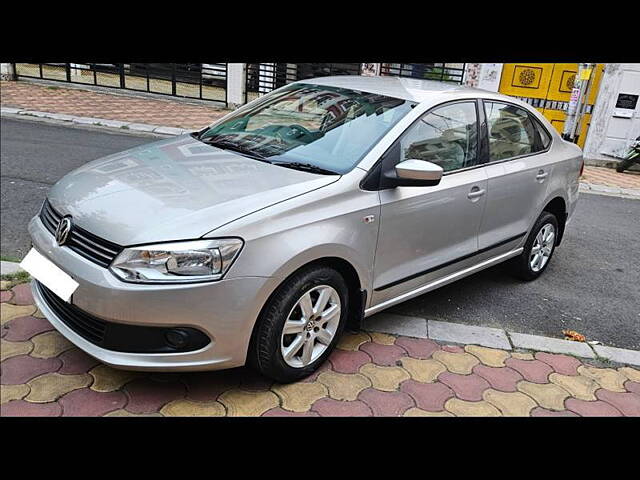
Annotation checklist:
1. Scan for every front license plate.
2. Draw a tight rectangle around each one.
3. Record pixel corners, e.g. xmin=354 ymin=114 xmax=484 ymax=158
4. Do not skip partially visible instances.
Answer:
xmin=20 ymin=248 xmax=79 ymax=302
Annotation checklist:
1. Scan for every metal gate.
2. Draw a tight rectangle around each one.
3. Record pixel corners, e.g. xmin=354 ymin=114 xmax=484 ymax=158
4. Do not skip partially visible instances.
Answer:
xmin=12 ymin=63 xmax=228 ymax=105
xmin=380 ymin=63 xmax=466 ymax=83
xmin=245 ymin=63 xmax=362 ymax=102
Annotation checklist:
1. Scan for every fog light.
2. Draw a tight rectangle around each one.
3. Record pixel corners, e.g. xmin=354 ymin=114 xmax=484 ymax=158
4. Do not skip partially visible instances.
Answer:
xmin=165 ymin=329 xmax=189 ymax=349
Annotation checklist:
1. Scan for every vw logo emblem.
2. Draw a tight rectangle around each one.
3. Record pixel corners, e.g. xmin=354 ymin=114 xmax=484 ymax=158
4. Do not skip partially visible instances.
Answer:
xmin=55 ymin=217 xmax=72 ymax=246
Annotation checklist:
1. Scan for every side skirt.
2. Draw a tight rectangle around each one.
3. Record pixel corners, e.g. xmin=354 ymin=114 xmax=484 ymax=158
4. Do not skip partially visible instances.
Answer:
xmin=364 ymin=247 xmax=523 ymax=317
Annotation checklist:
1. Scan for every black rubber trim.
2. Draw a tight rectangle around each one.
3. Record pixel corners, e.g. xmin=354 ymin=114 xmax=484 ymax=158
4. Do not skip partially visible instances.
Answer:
xmin=374 ymin=232 xmax=527 ymax=292
xmin=35 ymin=281 xmax=211 ymax=353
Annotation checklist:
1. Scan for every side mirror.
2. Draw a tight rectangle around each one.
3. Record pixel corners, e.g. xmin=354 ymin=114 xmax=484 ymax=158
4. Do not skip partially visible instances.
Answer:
xmin=385 ymin=159 xmax=444 ymax=187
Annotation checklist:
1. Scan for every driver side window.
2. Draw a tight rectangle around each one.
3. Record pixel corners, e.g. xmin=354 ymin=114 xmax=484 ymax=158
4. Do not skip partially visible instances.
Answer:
xmin=399 ymin=102 xmax=478 ymax=173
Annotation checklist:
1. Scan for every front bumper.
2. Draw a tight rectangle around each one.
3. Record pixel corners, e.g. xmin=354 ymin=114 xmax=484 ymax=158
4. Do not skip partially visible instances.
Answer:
xmin=28 ymin=216 xmax=277 ymax=371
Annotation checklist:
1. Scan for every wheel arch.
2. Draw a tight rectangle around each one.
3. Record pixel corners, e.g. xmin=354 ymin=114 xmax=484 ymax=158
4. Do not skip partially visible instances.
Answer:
xmin=246 ymin=255 xmax=367 ymax=366
xmin=541 ymin=196 xmax=568 ymax=245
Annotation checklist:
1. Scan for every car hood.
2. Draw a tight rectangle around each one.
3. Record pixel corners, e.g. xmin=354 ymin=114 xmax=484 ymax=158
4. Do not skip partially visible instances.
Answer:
xmin=48 ymin=135 xmax=339 ymax=246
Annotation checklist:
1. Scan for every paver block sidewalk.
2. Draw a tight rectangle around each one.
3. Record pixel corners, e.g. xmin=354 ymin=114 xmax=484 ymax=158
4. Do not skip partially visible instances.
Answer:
xmin=1 ymin=281 xmax=638 ymax=417
xmin=582 ymin=166 xmax=640 ymax=191
xmin=1 ymin=80 xmax=229 ymax=130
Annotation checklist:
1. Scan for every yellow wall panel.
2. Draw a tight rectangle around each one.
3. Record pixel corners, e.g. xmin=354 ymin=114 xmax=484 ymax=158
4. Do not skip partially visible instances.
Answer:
xmin=546 ymin=63 xmax=577 ymax=102
xmin=499 ymin=64 xmax=554 ymax=99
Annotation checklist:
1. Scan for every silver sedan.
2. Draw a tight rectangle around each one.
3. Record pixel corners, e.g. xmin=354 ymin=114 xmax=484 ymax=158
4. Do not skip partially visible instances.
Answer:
xmin=23 ymin=76 xmax=582 ymax=382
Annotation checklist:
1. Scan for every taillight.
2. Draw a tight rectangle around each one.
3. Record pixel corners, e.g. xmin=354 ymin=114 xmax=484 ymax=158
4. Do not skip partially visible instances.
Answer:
xmin=579 ymin=157 xmax=585 ymax=177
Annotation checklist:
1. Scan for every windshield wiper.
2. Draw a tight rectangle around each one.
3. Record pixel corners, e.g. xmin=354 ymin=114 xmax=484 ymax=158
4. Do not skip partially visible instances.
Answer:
xmin=272 ymin=162 xmax=339 ymax=175
xmin=200 ymin=138 xmax=273 ymax=164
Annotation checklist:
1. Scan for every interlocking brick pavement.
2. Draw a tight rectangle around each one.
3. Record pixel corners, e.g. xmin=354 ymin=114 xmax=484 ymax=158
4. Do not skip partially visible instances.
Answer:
xmin=1 ymin=80 xmax=229 ymax=130
xmin=582 ymin=166 xmax=640 ymax=190
xmin=1 ymin=280 xmax=639 ymax=417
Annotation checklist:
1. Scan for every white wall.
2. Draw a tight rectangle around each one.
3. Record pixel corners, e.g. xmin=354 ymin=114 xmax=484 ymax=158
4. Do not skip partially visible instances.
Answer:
xmin=584 ymin=63 xmax=640 ymax=163
xmin=1 ymin=63 xmax=16 ymax=80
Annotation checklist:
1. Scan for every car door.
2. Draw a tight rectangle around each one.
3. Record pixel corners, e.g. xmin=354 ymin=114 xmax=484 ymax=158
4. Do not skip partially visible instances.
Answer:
xmin=371 ymin=100 xmax=488 ymax=305
xmin=477 ymin=100 xmax=555 ymax=250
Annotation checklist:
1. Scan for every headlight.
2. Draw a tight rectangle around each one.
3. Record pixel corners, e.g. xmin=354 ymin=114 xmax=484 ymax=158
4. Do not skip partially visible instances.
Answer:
xmin=110 ymin=238 xmax=243 ymax=284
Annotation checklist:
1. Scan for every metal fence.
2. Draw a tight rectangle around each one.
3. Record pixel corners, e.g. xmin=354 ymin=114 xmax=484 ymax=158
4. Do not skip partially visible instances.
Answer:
xmin=245 ymin=63 xmax=362 ymax=102
xmin=12 ymin=63 xmax=228 ymax=105
xmin=380 ymin=63 xmax=466 ymax=83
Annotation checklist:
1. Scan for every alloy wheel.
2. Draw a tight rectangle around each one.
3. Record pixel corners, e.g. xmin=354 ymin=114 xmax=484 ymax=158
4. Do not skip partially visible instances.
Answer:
xmin=280 ymin=285 xmax=341 ymax=368
xmin=530 ymin=223 xmax=555 ymax=272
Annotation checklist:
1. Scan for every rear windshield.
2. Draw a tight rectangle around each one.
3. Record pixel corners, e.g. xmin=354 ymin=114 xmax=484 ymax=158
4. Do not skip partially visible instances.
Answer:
xmin=199 ymin=83 xmax=415 ymax=174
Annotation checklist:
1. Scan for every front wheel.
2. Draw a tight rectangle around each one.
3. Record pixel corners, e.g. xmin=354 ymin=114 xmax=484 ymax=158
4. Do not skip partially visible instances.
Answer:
xmin=511 ymin=211 xmax=559 ymax=281
xmin=249 ymin=265 xmax=348 ymax=383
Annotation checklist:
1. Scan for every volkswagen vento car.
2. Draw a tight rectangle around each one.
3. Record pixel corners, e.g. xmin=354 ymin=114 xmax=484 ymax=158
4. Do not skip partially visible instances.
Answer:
xmin=23 ymin=76 xmax=583 ymax=382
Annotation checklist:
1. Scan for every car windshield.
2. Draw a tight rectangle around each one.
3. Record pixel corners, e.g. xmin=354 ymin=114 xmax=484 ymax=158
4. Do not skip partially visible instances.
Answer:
xmin=196 ymin=83 xmax=415 ymax=174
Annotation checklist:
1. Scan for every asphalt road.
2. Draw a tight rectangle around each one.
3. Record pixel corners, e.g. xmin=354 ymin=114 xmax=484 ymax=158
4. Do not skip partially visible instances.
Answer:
xmin=1 ymin=117 xmax=639 ymax=349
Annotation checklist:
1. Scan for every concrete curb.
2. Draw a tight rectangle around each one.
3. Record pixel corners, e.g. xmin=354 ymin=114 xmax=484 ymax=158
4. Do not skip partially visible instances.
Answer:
xmin=0 ymin=261 xmax=24 ymax=276
xmin=579 ymin=182 xmax=640 ymax=200
xmin=364 ymin=312 xmax=640 ymax=367
xmin=1 ymin=107 xmax=193 ymax=137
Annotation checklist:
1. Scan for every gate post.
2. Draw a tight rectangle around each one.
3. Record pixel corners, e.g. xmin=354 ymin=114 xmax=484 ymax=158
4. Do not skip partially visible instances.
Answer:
xmin=1 ymin=63 xmax=16 ymax=80
xmin=226 ymin=63 xmax=246 ymax=108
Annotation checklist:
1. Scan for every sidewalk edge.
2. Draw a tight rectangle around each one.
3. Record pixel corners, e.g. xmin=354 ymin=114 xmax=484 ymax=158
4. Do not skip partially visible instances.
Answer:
xmin=1 ymin=107 xmax=192 ymax=137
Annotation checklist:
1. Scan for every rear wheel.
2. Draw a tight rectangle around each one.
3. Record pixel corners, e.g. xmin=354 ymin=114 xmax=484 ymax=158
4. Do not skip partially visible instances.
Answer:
xmin=511 ymin=211 xmax=559 ymax=281
xmin=249 ymin=265 xmax=348 ymax=383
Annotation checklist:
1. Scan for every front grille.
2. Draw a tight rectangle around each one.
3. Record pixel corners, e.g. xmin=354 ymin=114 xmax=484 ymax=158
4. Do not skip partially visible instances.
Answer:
xmin=35 ymin=280 xmax=211 ymax=353
xmin=37 ymin=280 xmax=106 ymax=344
xmin=40 ymin=200 xmax=122 ymax=268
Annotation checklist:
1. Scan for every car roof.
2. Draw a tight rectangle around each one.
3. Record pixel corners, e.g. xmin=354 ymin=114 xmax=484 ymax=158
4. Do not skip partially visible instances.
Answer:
xmin=299 ymin=75 xmax=488 ymax=103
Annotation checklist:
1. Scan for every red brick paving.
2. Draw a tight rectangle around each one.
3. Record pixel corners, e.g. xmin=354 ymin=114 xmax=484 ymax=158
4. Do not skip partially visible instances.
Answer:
xmin=394 ymin=337 xmax=440 ymax=359
xmin=182 ymin=371 xmax=241 ymax=402
xmin=595 ymin=390 xmax=640 ymax=416
xmin=3 ymin=316 xmax=54 ymax=341
xmin=9 ymin=284 xmax=34 ymax=306
xmin=358 ymin=388 xmax=414 ymax=416
xmin=1 ymin=356 xmax=61 ymax=384
xmin=263 ymin=408 xmax=320 ymax=417
xmin=311 ymin=398 xmax=373 ymax=417
xmin=565 ymin=398 xmax=623 ymax=417
xmin=582 ymin=166 xmax=640 ymax=190
xmin=1 ymin=400 xmax=62 ymax=417
xmin=438 ymin=372 xmax=491 ymax=401
xmin=473 ymin=365 xmax=523 ymax=392
xmin=530 ymin=407 xmax=579 ymax=417
xmin=442 ymin=345 xmax=465 ymax=353
xmin=504 ymin=358 xmax=553 ymax=384
xmin=625 ymin=381 xmax=640 ymax=396
xmin=328 ymin=349 xmax=372 ymax=374
xmin=1 ymin=80 xmax=229 ymax=130
xmin=0 ymin=291 xmax=12 ymax=303
xmin=401 ymin=380 xmax=455 ymax=411
xmin=359 ymin=342 xmax=407 ymax=366
xmin=57 ymin=349 xmax=100 ymax=375
xmin=124 ymin=378 xmax=186 ymax=414
xmin=59 ymin=388 xmax=127 ymax=416
xmin=535 ymin=352 xmax=582 ymax=376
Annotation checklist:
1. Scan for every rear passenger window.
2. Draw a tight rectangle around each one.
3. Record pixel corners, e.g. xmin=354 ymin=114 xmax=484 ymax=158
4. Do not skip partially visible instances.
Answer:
xmin=485 ymin=101 xmax=542 ymax=161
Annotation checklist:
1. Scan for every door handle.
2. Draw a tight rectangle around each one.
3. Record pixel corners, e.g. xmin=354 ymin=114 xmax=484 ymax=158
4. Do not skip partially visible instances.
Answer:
xmin=536 ymin=170 xmax=549 ymax=181
xmin=467 ymin=187 xmax=486 ymax=200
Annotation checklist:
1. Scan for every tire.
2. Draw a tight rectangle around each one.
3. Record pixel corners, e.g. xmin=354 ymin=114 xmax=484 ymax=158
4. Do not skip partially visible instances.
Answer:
xmin=511 ymin=211 xmax=559 ymax=281
xmin=249 ymin=265 xmax=349 ymax=383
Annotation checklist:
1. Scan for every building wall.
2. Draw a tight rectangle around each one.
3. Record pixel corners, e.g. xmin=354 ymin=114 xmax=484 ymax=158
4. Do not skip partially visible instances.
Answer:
xmin=583 ymin=63 xmax=640 ymax=165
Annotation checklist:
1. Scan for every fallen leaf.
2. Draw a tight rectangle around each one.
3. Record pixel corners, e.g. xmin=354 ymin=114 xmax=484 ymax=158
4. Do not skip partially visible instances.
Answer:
xmin=562 ymin=329 xmax=586 ymax=342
